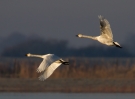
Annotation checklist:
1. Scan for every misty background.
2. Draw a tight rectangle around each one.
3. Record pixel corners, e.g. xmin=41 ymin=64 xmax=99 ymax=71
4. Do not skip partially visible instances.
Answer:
xmin=0 ymin=0 xmax=135 ymax=57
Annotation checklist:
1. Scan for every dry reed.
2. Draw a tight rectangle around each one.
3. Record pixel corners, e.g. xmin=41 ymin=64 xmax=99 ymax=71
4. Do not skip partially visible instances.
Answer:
xmin=0 ymin=57 xmax=135 ymax=79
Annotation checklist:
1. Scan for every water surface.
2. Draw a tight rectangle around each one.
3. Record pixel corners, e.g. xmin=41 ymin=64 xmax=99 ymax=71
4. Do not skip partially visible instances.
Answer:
xmin=0 ymin=93 xmax=135 ymax=99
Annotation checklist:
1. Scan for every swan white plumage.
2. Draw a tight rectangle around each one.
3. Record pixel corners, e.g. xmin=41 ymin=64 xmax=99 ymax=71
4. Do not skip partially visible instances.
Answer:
xmin=76 ymin=15 xmax=122 ymax=48
xmin=25 ymin=53 xmax=69 ymax=81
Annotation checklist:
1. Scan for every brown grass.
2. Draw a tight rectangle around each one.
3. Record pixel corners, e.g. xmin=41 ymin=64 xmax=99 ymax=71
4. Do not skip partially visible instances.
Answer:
xmin=0 ymin=57 xmax=135 ymax=92
xmin=0 ymin=78 xmax=135 ymax=93
xmin=0 ymin=57 xmax=135 ymax=79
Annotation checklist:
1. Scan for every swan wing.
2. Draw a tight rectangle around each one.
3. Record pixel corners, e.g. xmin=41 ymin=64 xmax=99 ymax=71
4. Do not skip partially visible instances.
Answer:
xmin=36 ymin=59 xmax=50 ymax=72
xmin=98 ymin=15 xmax=113 ymax=39
xmin=38 ymin=62 xmax=62 ymax=80
xmin=37 ymin=54 xmax=60 ymax=73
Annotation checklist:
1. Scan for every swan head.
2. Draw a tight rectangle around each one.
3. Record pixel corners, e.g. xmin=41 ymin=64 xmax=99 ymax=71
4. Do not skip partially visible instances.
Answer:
xmin=25 ymin=53 xmax=31 ymax=57
xmin=62 ymin=61 xmax=69 ymax=65
xmin=113 ymin=42 xmax=122 ymax=48
xmin=59 ymin=59 xmax=69 ymax=65
xmin=76 ymin=34 xmax=83 ymax=38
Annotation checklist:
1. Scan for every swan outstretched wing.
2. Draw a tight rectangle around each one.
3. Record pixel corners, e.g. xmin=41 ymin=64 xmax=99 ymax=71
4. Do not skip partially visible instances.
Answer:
xmin=38 ymin=62 xmax=62 ymax=81
xmin=37 ymin=54 xmax=60 ymax=73
xmin=37 ymin=59 xmax=50 ymax=72
xmin=98 ymin=15 xmax=113 ymax=39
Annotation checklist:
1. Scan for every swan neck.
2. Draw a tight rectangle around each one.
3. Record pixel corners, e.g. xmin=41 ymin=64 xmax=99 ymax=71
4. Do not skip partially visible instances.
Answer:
xmin=81 ymin=35 xmax=97 ymax=40
xmin=28 ymin=54 xmax=42 ymax=58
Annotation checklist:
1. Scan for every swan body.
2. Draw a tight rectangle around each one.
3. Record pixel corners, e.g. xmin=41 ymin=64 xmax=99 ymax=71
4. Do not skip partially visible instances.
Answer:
xmin=26 ymin=53 xmax=69 ymax=81
xmin=76 ymin=15 xmax=122 ymax=48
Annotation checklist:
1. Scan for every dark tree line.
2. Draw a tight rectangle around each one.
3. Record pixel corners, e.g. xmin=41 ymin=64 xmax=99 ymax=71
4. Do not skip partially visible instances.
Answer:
xmin=1 ymin=38 xmax=133 ymax=57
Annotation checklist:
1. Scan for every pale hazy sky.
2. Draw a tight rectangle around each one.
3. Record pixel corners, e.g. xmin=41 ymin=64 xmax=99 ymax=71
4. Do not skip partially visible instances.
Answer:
xmin=0 ymin=0 xmax=135 ymax=48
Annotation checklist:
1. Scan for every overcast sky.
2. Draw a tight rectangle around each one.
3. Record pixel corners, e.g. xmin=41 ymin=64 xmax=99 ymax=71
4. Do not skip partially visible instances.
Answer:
xmin=0 ymin=0 xmax=135 ymax=48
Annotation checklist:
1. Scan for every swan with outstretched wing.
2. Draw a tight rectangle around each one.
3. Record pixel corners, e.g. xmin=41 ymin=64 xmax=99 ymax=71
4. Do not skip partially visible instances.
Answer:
xmin=26 ymin=53 xmax=69 ymax=81
xmin=76 ymin=15 xmax=122 ymax=48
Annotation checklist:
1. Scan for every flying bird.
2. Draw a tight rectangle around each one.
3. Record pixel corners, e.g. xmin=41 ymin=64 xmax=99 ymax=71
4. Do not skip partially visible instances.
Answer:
xmin=76 ymin=15 xmax=122 ymax=48
xmin=25 ymin=53 xmax=69 ymax=81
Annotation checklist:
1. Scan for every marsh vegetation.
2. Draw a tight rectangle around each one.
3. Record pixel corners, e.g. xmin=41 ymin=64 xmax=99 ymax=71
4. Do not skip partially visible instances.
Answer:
xmin=0 ymin=57 xmax=135 ymax=92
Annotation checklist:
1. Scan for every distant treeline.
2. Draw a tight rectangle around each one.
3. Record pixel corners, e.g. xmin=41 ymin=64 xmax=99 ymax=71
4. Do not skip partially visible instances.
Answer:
xmin=1 ymin=38 xmax=133 ymax=57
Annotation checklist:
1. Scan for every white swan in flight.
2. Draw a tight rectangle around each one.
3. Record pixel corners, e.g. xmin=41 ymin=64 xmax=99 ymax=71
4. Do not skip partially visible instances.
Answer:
xmin=76 ymin=15 xmax=122 ymax=48
xmin=25 ymin=53 xmax=69 ymax=81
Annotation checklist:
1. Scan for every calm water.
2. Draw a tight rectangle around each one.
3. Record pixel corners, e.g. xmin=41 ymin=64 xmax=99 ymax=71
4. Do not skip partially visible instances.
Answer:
xmin=0 ymin=93 xmax=134 ymax=99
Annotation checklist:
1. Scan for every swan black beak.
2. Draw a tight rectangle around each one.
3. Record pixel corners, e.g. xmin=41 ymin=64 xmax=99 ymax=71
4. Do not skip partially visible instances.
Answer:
xmin=25 ymin=54 xmax=28 ymax=56
xmin=63 ymin=62 xmax=69 ymax=65
xmin=76 ymin=35 xmax=79 ymax=37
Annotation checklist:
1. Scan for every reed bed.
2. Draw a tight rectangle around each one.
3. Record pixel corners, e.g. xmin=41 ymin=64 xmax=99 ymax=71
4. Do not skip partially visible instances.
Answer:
xmin=0 ymin=57 xmax=135 ymax=92
xmin=0 ymin=57 xmax=135 ymax=79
